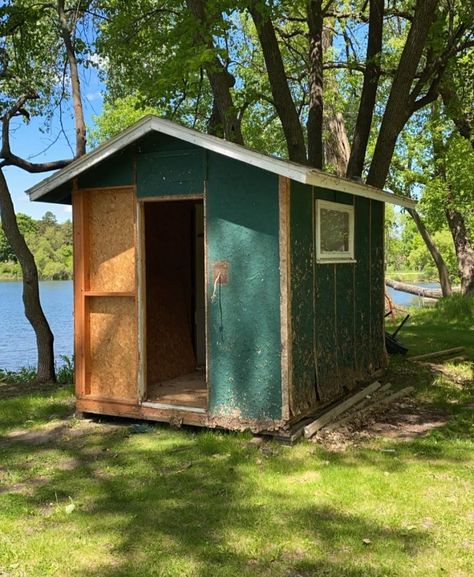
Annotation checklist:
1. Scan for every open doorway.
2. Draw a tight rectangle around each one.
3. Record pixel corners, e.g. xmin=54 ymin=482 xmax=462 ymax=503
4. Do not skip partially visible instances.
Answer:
xmin=144 ymin=199 xmax=207 ymax=409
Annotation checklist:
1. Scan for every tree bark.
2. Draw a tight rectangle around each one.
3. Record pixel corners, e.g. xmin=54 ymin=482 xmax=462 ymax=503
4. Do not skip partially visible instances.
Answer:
xmin=366 ymin=0 xmax=439 ymax=189
xmin=324 ymin=112 xmax=351 ymax=176
xmin=186 ymin=0 xmax=244 ymax=144
xmin=0 ymin=169 xmax=56 ymax=382
xmin=407 ymin=207 xmax=452 ymax=297
xmin=306 ymin=0 xmax=324 ymax=168
xmin=57 ymin=0 xmax=86 ymax=157
xmin=346 ymin=0 xmax=383 ymax=179
xmin=249 ymin=2 xmax=307 ymax=163
xmin=385 ymin=278 xmax=446 ymax=299
xmin=445 ymin=208 xmax=474 ymax=295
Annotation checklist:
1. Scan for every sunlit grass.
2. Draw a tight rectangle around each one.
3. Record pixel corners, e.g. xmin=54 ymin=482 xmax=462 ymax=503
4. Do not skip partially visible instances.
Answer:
xmin=0 ymin=302 xmax=473 ymax=577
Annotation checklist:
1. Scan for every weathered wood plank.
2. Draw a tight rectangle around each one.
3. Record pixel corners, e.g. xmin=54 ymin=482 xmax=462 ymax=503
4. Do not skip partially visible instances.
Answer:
xmin=409 ymin=347 xmax=465 ymax=361
xmin=304 ymin=381 xmax=382 ymax=438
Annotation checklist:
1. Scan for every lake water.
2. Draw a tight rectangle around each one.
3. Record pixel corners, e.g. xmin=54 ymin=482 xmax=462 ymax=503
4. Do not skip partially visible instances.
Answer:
xmin=0 ymin=279 xmax=438 ymax=372
xmin=0 ymin=281 xmax=73 ymax=371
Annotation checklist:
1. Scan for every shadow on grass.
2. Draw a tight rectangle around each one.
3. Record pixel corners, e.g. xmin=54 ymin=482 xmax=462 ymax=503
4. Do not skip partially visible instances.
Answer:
xmin=0 ymin=421 xmax=437 ymax=577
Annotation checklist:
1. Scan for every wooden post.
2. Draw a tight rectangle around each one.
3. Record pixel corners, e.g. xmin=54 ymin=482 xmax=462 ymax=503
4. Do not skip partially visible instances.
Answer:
xmin=279 ymin=176 xmax=292 ymax=421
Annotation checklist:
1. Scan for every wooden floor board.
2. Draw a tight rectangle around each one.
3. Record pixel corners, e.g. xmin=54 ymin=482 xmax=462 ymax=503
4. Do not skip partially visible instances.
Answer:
xmin=146 ymin=370 xmax=207 ymax=409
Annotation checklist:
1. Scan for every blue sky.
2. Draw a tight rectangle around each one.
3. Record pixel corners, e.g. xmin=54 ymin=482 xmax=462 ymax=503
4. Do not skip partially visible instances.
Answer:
xmin=3 ymin=67 xmax=104 ymax=223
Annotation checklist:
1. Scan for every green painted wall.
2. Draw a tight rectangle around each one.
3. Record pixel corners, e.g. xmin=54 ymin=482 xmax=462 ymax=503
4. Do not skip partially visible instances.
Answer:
xmin=290 ymin=183 xmax=386 ymax=414
xmin=206 ymin=153 xmax=282 ymax=420
xmin=289 ymin=182 xmax=317 ymax=415
xmin=78 ymin=148 xmax=134 ymax=189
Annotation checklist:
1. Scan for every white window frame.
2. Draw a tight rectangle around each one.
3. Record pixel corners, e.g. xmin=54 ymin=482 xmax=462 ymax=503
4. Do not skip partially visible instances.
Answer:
xmin=315 ymin=199 xmax=355 ymax=263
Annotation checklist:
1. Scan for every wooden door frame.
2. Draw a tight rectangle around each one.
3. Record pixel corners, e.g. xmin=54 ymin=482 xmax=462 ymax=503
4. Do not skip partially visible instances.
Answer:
xmin=136 ymin=194 xmax=208 ymax=409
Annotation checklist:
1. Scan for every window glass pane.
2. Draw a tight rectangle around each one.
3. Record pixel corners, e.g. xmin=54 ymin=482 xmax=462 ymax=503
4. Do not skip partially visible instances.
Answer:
xmin=320 ymin=208 xmax=350 ymax=253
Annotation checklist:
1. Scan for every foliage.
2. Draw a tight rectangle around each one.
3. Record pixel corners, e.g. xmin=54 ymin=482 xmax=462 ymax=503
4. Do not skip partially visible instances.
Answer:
xmin=0 ymin=212 xmax=73 ymax=280
xmin=56 ymin=355 xmax=74 ymax=385
xmin=0 ymin=310 xmax=473 ymax=576
xmin=0 ymin=364 xmax=36 ymax=384
xmin=385 ymin=209 xmax=459 ymax=281
xmin=89 ymin=95 xmax=159 ymax=145
xmin=432 ymin=294 xmax=474 ymax=325
xmin=0 ymin=355 xmax=74 ymax=385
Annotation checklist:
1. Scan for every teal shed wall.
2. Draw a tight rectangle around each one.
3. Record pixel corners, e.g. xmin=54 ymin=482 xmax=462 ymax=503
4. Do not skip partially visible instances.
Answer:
xmin=289 ymin=182 xmax=386 ymax=415
xmin=134 ymin=135 xmax=283 ymax=420
xmin=206 ymin=154 xmax=282 ymax=420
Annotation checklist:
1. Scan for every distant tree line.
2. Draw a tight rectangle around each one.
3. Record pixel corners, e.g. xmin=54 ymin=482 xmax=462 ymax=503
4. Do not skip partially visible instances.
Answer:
xmin=0 ymin=212 xmax=72 ymax=281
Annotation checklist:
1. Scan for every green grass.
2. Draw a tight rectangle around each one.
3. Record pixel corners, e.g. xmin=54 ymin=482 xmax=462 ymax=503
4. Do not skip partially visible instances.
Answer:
xmin=1 ymin=301 xmax=473 ymax=577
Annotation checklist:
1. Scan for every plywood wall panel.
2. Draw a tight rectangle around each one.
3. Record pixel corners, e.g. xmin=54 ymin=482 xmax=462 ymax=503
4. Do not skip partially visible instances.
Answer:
xmin=88 ymin=189 xmax=135 ymax=292
xmin=88 ymin=296 xmax=137 ymax=399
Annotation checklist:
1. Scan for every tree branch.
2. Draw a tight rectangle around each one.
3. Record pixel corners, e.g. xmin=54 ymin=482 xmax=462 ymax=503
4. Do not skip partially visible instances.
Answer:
xmin=1 ymin=94 xmax=73 ymax=173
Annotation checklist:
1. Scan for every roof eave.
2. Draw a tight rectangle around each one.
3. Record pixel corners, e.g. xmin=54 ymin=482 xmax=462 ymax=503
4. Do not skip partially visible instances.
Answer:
xmin=305 ymin=171 xmax=416 ymax=209
xmin=26 ymin=115 xmax=416 ymax=209
xmin=27 ymin=116 xmax=155 ymax=201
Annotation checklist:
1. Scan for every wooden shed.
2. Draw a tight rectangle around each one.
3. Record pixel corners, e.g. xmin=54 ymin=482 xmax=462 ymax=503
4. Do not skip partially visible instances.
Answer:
xmin=27 ymin=116 xmax=415 ymax=437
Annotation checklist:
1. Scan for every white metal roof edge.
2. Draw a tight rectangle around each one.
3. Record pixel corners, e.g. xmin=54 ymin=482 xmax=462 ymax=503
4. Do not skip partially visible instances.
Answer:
xmin=26 ymin=115 xmax=416 ymax=208
xmin=27 ymin=116 xmax=155 ymax=201
xmin=305 ymin=171 xmax=416 ymax=209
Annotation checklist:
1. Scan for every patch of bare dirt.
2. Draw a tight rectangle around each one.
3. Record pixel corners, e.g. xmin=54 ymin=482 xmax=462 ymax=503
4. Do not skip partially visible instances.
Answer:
xmin=312 ymin=396 xmax=449 ymax=451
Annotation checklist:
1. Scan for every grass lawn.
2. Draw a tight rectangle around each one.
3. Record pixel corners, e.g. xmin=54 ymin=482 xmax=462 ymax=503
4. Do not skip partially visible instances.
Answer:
xmin=0 ymin=301 xmax=473 ymax=577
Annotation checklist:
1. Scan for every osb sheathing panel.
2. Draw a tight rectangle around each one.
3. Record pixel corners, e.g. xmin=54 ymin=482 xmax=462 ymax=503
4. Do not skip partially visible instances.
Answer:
xmin=88 ymin=296 xmax=137 ymax=399
xmin=145 ymin=202 xmax=196 ymax=383
xmin=89 ymin=189 xmax=135 ymax=292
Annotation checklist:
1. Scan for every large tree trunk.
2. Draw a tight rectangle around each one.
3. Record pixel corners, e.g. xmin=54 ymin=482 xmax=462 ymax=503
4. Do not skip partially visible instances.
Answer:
xmin=186 ymin=0 xmax=244 ymax=144
xmin=249 ymin=2 xmax=307 ymax=163
xmin=324 ymin=112 xmax=351 ymax=176
xmin=0 ymin=169 xmax=55 ymax=382
xmin=306 ymin=0 xmax=324 ymax=168
xmin=346 ymin=0 xmax=383 ymax=179
xmin=407 ymin=207 xmax=452 ymax=297
xmin=445 ymin=208 xmax=474 ymax=295
xmin=57 ymin=0 xmax=86 ymax=156
xmin=366 ymin=0 xmax=439 ymax=189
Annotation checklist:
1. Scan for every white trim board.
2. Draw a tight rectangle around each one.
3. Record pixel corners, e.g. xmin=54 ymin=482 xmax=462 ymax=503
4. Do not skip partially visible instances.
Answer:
xmin=26 ymin=115 xmax=416 ymax=209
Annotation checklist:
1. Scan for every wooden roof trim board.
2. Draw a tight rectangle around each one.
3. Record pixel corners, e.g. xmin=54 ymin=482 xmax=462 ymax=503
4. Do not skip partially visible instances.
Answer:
xmin=26 ymin=115 xmax=417 ymax=209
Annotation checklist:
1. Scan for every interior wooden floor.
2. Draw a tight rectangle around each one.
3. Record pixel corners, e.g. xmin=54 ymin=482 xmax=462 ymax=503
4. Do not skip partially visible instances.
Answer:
xmin=146 ymin=370 xmax=207 ymax=409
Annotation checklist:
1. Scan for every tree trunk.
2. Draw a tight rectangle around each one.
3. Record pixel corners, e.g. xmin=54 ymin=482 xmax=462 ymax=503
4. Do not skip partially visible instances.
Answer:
xmin=324 ymin=112 xmax=351 ymax=176
xmin=306 ymin=0 xmax=324 ymax=168
xmin=366 ymin=0 xmax=439 ymax=189
xmin=249 ymin=3 xmax=307 ymax=163
xmin=346 ymin=0 xmax=383 ymax=179
xmin=186 ymin=0 xmax=244 ymax=144
xmin=0 ymin=169 xmax=56 ymax=382
xmin=407 ymin=207 xmax=452 ymax=297
xmin=385 ymin=278 xmax=446 ymax=299
xmin=445 ymin=208 xmax=474 ymax=295
xmin=57 ymin=0 xmax=86 ymax=157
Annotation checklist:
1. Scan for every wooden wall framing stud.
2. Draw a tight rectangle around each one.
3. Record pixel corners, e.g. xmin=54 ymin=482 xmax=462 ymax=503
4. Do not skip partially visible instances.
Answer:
xmin=279 ymin=176 xmax=292 ymax=421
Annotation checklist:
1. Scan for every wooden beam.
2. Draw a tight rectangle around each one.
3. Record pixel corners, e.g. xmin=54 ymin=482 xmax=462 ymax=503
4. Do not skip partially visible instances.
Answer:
xmin=409 ymin=347 xmax=465 ymax=361
xmin=72 ymin=184 xmax=89 ymax=397
xmin=304 ymin=380 xmax=382 ymax=438
xmin=279 ymin=175 xmax=292 ymax=421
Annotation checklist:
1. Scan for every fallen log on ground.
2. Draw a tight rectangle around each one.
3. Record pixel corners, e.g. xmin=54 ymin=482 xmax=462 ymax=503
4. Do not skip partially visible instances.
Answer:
xmin=385 ymin=279 xmax=443 ymax=299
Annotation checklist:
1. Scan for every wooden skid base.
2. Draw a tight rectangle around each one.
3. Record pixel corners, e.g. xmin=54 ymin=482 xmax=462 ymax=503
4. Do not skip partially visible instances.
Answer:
xmin=77 ymin=397 xmax=208 ymax=427
xmin=76 ymin=397 xmax=288 ymax=436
